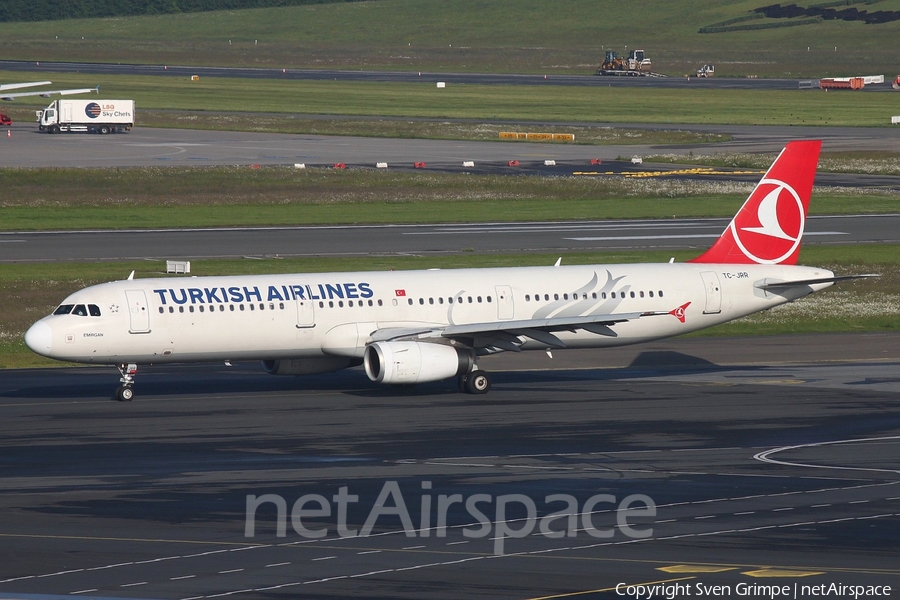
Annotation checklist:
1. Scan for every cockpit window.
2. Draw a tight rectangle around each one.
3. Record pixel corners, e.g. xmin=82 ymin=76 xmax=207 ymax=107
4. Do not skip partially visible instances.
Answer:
xmin=72 ymin=305 xmax=88 ymax=317
xmin=89 ymin=304 xmax=101 ymax=317
xmin=53 ymin=304 xmax=74 ymax=315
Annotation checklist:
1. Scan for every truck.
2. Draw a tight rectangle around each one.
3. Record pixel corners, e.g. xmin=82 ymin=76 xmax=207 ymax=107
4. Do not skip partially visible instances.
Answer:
xmin=596 ymin=49 xmax=658 ymax=76
xmin=37 ymin=99 xmax=134 ymax=134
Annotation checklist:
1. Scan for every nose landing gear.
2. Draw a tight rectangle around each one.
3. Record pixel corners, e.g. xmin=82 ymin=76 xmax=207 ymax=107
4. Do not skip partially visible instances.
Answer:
xmin=115 ymin=363 xmax=137 ymax=401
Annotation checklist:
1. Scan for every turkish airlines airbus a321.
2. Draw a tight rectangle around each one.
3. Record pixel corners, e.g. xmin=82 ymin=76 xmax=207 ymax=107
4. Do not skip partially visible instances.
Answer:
xmin=25 ymin=140 xmax=872 ymax=400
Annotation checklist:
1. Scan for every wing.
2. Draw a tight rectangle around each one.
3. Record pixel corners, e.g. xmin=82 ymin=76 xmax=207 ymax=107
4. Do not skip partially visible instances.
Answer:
xmin=370 ymin=310 xmax=669 ymax=353
xmin=0 ymin=81 xmax=53 ymax=92
xmin=1 ymin=86 xmax=99 ymax=101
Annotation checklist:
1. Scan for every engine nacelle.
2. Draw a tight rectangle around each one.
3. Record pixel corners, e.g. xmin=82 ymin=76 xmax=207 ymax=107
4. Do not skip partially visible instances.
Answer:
xmin=364 ymin=341 xmax=472 ymax=385
xmin=261 ymin=357 xmax=357 ymax=376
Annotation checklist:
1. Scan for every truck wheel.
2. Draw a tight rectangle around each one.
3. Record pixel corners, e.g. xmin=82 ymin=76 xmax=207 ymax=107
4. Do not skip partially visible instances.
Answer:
xmin=50 ymin=125 xmax=60 ymax=134
xmin=99 ymin=125 xmax=110 ymax=135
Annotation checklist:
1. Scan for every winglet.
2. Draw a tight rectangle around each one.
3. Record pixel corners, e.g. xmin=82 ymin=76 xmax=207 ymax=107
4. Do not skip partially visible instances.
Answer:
xmin=689 ymin=140 xmax=821 ymax=265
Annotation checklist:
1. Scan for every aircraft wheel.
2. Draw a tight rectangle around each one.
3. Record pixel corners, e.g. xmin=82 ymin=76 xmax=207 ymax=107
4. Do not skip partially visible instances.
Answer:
xmin=464 ymin=370 xmax=491 ymax=394
xmin=116 ymin=386 xmax=134 ymax=402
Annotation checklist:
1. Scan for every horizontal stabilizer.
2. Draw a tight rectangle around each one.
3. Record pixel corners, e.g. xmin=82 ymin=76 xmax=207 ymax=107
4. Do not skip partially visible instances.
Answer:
xmin=755 ymin=274 xmax=880 ymax=290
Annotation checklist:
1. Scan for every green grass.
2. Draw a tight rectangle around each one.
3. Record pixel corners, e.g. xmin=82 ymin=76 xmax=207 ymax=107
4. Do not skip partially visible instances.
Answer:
xmin=4 ymin=69 xmax=899 ymax=127
xmin=1 ymin=0 xmax=899 ymax=77
xmin=1 ymin=166 xmax=898 ymax=231
xmin=3 ymin=244 xmax=898 ymax=368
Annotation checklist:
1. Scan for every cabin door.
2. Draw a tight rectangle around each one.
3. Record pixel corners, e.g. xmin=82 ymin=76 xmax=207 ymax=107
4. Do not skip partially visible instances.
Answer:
xmin=125 ymin=290 xmax=151 ymax=333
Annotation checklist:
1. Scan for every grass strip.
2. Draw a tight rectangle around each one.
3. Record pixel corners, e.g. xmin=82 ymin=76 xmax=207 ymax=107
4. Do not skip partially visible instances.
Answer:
xmin=2 ymin=167 xmax=897 ymax=231
xmin=3 ymin=70 xmax=900 ymax=127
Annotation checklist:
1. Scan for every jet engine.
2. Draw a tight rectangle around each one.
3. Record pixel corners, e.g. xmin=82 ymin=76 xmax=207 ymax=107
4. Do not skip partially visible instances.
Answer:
xmin=261 ymin=357 xmax=358 ymax=376
xmin=363 ymin=341 xmax=472 ymax=385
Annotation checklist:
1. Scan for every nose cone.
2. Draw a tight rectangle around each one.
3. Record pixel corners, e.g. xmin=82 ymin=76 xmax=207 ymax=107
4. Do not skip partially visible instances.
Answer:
xmin=25 ymin=321 xmax=53 ymax=356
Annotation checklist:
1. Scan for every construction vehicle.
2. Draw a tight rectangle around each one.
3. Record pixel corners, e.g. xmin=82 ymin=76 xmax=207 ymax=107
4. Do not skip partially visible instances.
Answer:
xmin=696 ymin=64 xmax=715 ymax=77
xmin=597 ymin=49 xmax=654 ymax=76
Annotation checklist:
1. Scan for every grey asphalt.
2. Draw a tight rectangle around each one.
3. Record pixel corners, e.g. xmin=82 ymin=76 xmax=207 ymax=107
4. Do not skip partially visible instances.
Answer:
xmin=3 ymin=59 xmax=899 ymax=92
xmin=0 ymin=332 xmax=898 ymax=599
xmin=2 ymin=214 xmax=898 ymax=264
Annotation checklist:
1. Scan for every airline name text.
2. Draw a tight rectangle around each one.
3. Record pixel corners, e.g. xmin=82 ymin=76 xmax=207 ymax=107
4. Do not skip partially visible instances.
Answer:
xmin=152 ymin=282 xmax=374 ymax=305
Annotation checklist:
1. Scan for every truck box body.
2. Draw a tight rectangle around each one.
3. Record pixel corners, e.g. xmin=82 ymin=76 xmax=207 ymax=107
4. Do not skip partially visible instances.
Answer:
xmin=39 ymin=99 xmax=134 ymax=133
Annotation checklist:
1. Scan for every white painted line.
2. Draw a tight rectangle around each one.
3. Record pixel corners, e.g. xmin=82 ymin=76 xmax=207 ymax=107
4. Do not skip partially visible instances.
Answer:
xmin=402 ymin=545 xmax=426 ymax=550
xmin=772 ymin=507 xmax=794 ymax=512
xmin=120 ymin=581 xmax=148 ymax=587
xmin=265 ymin=562 xmax=291 ymax=568
xmin=171 ymin=575 xmax=196 ymax=580
xmin=218 ymin=568 xmax=244 ymax=574
xmin=446 ymin=540 xmax=469 ymax=545
xmin=811 ymin=504 xmax=832 ymax=508
xmin=71 ymin=590 xmax=99 ymax=595
xmin=357 ymin=550 xmax=382 ymax=555
xmin=312 ymin=556 xmax=337 ymax=561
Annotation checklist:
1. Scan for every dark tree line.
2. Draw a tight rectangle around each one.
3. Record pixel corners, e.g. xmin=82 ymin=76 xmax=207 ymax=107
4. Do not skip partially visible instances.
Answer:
xmin=0 ymin=0 xmax=367 ymax=23
xmin=754 ymin=3 xmax=900 ymax=24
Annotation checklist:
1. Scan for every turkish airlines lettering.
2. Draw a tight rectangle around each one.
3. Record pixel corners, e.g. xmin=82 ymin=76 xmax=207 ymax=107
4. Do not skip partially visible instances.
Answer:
xmin=24 ymin=141 xmax=873 ymax=400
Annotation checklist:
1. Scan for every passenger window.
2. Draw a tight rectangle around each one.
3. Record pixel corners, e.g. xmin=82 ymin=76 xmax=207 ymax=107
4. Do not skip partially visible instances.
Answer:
xmin=649 ymin=291 xmax=654 ymax=298
xmin=611 ymin=292 xmax=616 ymax=299
xmin=640 ymin=291 xmax=645 ymax=298
xmin=659 ymin=290 xmax=664 ymax=298
xmin=89 ymin=304 xmax=101 ymax=316
xmin=368 ymin=300 xmax=374 ymax=307
xmin=169 ymin=307 xmax=174 ymax=313
xmin=525 ymin=295 xmax=531 ymax=301
xmin=630 ymin=291 xmax=635 ymax=298
xmin=448 ymin=297 xmax=453 ymax=304
xmin=477 ymin=296 xmax=482 ymax=303
xmin=159 ymin=307 xmax=164 ymax=314
xmin=338 ymin=301 xmax=343 ymax=308
xmin=240 ymin=304 xmax=246 ymax=311
xmin=190 ymin=306 xmax=195 ymax=313
xmin=318 ymin=302 xmax=324 ymax=308
xmin=592 ymin=293 xmax=597 ymax=299
xmin=377 ymin=299 xmax=383 ymax=307
xmin=429 ymin=298 xmax=434 ymax=305
xmin=544 ymin=294 xmax=549 ymax=301
xmin=278 ymin=303 xmax=283 ymax=309
xmin=419 ymin=298 xmax=424 ymax=305
xmin=438 ymin=297 xmax=444 ymax=305
xmin=563 ymin=293 xmax=568 ymax=300
xmin=179 ymin=306 xmax=185 ymax=313
xmin=602 ymin=292 xmax=607 ymax=299
xmin=53 ymin=304 xmax=74 ymax=315
xmin=199 ymin=305 xmax=205 ymax=313
xmin=230 ymin=305 xmax=235 ymax=311
xmin=554 ymin=294 xmax=559 ymax=301
xmin=487 ymin=296 xmax=492 ymax=302
xmin=408 ymin=298 xmax=413 ymax=305
xmin=468 ymin=296 xmax=473 ymax=303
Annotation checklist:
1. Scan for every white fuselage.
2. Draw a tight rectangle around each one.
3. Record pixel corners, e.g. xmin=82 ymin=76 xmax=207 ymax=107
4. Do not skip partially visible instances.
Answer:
xmin=26 ymin=262 xmax=833 ymax=365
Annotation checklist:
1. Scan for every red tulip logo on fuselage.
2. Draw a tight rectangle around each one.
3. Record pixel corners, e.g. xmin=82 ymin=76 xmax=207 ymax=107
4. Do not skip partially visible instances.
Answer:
xmin=731 ymin=178 xmax=804 ymax=264
xmin=85 ymin=103 xmax=102 ymax=119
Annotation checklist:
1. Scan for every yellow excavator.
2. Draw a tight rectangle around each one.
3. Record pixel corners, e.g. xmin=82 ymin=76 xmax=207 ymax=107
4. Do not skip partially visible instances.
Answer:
xmin=597 ymin=49 xmax=653 ymax=76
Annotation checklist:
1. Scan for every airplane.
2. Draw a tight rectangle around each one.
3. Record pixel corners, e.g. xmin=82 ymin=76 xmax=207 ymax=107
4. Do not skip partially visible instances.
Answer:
xmin=0 ymin=80 xmax=99 ymax=101
xmin=24 ymin=140 xmax=876 ymax=401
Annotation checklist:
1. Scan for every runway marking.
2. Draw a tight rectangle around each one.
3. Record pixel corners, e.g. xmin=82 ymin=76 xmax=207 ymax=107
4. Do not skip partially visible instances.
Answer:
xmin=265 ymin=562 xmax=290 ymax=568
xmin=218 ymin=568 xmax=244 ymax=574
xmin=565 ymin=232 xmax=845 ymax=242
xmin=121 ymin=581 xmax=148 ymax=587
xmin=312 ymin=556 xmax=337 ymax=561
xmin=742 ymin=568 xmax=824 ymax=578
xmin=171 ymin=575 xmax=197 ymax=580
xmin=524 ymin=576 xmax=696 ymax=600
xmin=754 ymin=435 xmax=900 ymax=475
xmin=658 ymin=564 xmax=736 ymax=573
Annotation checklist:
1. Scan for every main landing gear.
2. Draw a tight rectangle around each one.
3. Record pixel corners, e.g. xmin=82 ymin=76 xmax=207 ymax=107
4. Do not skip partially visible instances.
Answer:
xmin=115 ymin=363 xmax=137 ymax=402
xmin=457 ymin=369 xmax=492 ymax=394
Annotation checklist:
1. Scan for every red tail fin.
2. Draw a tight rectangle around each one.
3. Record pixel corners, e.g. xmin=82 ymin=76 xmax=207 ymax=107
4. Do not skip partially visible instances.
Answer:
xmin=689 ymin=140 xmax=821 ymax=265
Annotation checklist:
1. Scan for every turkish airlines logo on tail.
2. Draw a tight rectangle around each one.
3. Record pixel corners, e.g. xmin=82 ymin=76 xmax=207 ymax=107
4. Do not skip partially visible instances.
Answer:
xmin=730 ymin=178 xmax=804 ymax=264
